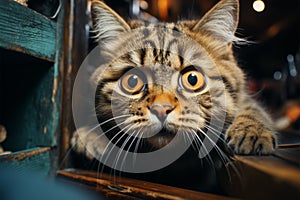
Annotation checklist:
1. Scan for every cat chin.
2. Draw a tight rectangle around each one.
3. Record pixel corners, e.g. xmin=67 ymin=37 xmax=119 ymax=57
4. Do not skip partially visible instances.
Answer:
xmin=146 ymin=128 xmax=176 ymax=148
xmin=146 ymin=135 xmax=174 ymax=149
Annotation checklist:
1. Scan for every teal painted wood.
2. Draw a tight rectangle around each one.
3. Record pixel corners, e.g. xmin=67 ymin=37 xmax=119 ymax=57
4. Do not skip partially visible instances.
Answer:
xmin=0 ymin=147 xmax=51 ymax=177
xmin=0 ymin=0 xmax=56 ymax=61
xmin=2 ymin=62 xmax=58 ymax=151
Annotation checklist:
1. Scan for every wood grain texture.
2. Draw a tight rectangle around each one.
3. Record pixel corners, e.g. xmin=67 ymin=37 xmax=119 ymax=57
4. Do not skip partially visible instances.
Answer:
xmin=0 ymin=0 xmax=56 ymax=61
xmin=57 ymin=169 xmax=236 ymax=200
xmin=235 ymin=155 xmax=300 ymax=186
xmin=0 ymin=147 xmax=51 ymax=176
xmin=57 ymin=0 xmax=89 ymax=168
xmin=274 ymin=147 xmax=300 ymax=165
xmin=222 ymin=155 xmax=300 ymax=199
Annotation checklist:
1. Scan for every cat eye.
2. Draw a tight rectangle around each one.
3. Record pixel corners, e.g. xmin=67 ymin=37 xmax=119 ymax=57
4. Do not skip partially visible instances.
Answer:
xmin=179 ymin=67 xmax=206 ymax=92
xmin=119 ymin=70 xmax=146 ymax=95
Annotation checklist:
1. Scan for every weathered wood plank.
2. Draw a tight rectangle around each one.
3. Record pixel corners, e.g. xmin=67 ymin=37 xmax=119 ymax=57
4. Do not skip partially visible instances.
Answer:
xmin=235 ymin=156 xmax=300 ymax=186
xmin=57 ymin=169 xmax=236 ymax=200
xmin=0 ymin=147 xmax=52 ymax=176
xmin=57 ymin=0 xmax=89 ymax=168
xmin=222 ymin=155 xmax=300 ymax=199
xmin=274 ymin=147 xmax=300 ymax=165
xmin=278 ymin=131 xmax=300 ymax=147
xmin=0 ymin=147 xmax=50 ymax=161
xmin=0 ymin=0 xmax=56 ymax=61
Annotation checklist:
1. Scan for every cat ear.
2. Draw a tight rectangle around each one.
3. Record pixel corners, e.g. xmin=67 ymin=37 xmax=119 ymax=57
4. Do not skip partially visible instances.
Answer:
xmin=193 ymin=0 xmax=240 ymax=43
xmin=91 ymin=0 xmax=131 ymax=43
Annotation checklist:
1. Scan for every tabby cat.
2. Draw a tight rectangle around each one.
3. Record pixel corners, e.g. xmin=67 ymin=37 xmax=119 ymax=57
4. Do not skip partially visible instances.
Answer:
xmin=71 ymin=0 xmax=277 ymax=173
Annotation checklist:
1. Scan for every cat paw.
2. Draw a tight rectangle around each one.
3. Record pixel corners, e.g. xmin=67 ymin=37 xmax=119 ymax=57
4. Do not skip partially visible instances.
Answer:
xmin=225 ymin=120 xmax=277 ymax=155
xmin=71 ymin=127 xmax=109 ymax=160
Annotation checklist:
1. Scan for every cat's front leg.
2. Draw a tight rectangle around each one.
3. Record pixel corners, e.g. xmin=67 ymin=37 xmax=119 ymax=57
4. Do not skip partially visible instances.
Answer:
xmin=225 ymin=102 xmax=277 ymax=155
xmin=71 ymin=127 xmax=109 ymax=160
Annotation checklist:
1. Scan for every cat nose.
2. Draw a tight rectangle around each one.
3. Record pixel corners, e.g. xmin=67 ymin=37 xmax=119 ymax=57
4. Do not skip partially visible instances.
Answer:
xmin=150 ymin=104 xmax=174 ymax=122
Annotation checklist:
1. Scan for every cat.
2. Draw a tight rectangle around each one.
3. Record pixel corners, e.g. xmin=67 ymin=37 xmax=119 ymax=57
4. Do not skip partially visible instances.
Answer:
xmin=71 ymin=0 xmax=277 ymax=174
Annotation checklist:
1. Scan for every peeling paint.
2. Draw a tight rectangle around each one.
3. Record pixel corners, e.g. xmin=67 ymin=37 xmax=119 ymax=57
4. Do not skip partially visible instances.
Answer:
xmin=43 ymin=126 xmax=47 ymax=134
xmin=0 ymin=0 xmax=56 ymax=61
xmin=51 ymin=77 xmax=58 ymax=104
xmin=0 ymin=147 xmax=51 ymax=162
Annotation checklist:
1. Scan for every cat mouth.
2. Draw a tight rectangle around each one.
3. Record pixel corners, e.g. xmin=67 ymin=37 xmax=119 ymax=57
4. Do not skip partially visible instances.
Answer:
xmin=155 ymin=127 xmax=175 ymax=137
xmin=145 ymin=127 xmax=177 ymax=149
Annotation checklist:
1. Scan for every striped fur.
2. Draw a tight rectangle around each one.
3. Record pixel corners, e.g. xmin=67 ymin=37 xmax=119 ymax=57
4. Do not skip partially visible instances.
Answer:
xmin=72 ymin=0 xmax=277 ymax=159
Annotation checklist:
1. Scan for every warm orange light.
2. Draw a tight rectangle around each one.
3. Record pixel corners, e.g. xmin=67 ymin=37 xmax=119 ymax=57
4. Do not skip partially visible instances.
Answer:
xmin=286 ymin=106 xmax=300 ymax=122
xmin=157 ymin=0 xmax=168 ymax=20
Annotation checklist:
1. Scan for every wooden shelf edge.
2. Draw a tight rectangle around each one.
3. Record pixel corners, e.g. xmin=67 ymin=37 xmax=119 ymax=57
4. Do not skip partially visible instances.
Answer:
xmin=0 ymin=147 xmax=51 ymax=161
xmin=57 ymin=169 xmax=237 ymax=200
xmin=0 ymin=147 xmax=53 ymax=177
xmin=233 ymin=155 xmax=300 ymax=187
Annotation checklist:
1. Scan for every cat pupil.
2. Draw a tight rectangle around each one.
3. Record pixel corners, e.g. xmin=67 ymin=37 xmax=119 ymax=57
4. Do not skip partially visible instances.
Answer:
xmin=128 ymin=75 xmax=138 ymax=88
xmin=188 ymin=73 xmax=197 ymax=86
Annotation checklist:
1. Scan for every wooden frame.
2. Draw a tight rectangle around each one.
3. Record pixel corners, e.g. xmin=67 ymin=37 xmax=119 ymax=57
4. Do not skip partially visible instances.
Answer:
xmin=0 ymin=0 xmax=88 ymax=176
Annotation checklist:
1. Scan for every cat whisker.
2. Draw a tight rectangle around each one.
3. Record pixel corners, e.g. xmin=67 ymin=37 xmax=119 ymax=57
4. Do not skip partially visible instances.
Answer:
xmin=113 ymin=130 xmax=137 ymax=178
xmin=183 ymin=131 xmax=196 ymax=151
xmin=59 ymin=121 xmax=122 ymax=169
xmin=98 ymin=120 xmax=127 ymax=138
xmin=102 ymin=124 xmax=133 ymax=162
xmin=60 ymin=115 xmax=131 ymax=167
xmin=182 ymin=131 xmax=189 ymax=146
xmin=184 ymin=131 xmax=198 ymax=154
xmin=106 ymin=125 xmax=137 ymax=178
xmin=197 ymin=128 xmax=227 ymax=163
xmin=183 ymin=130 xmax=203 ymax=163
xmin=185 ymin=131 xmax=203 ymax=160
xmin=184 ymin=130 xmax=200 ymax=153
xmin=97 ymin=124 xmax=133 ymax=176
xmin=89 ymin=114 xmax=131 ymax=134
xmin=196 ymin=128 xmax=239 ymax=182
xmin=133 ymin=128 xmax=144 ymax=166
xmin=203 ymin=124 xmax=227 ymax=145
xmin=73 ymin=116 xmax=130 ymax=152
xmin=205 ymin=113 xmax=227 ymax=124
xmin=58 ymin=146 xmax=75 ymax=169
xmin=113 ymin=129 xmax=137 ymax=174
xmin=119 ymin=128 xmax=144 ymax=174
xmin=85 ymin=120 xmax=130 ymax=174
xmin=202 ymin=125 xmax=242 ymax=182
xmin=190 ymin=129 xmax=216 ymax=169
xmin=101 ymin=114 xmax=131 ymax=124
xmin=191 ymin=131 xmax=203 ymax=152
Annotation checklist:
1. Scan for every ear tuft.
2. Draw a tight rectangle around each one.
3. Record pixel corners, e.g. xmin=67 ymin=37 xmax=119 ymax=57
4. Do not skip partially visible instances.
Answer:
xmin=193 ymin=0 xmax=241 ymax=43
xmin=91 ymin=0 xmax=130 ymax=43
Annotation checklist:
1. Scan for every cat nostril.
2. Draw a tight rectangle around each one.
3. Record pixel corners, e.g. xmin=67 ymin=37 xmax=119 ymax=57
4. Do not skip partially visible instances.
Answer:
xmin=150 ymin=104 xmax=174 ymax=122
xmin=165 ymin=107 xmax=173 ymax=114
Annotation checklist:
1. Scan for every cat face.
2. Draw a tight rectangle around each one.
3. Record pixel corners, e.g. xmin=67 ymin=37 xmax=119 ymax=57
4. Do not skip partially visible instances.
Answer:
xmin=92 ymin=0 xmax=244 ymax=149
